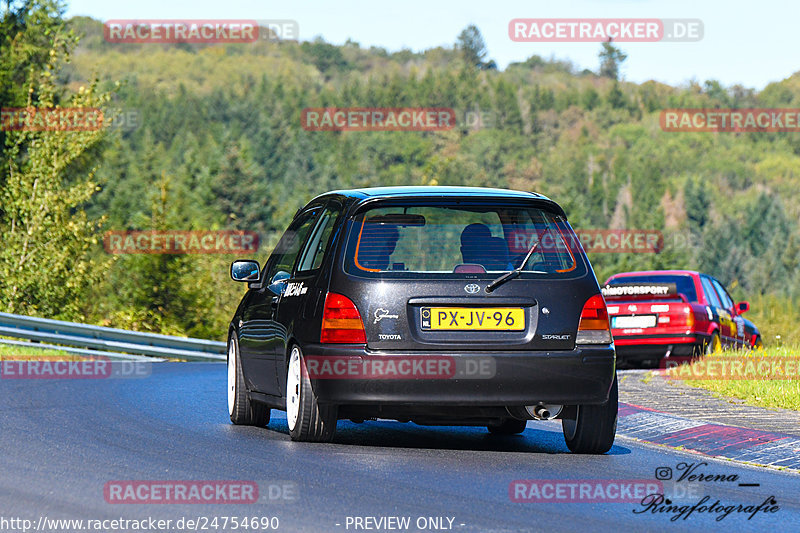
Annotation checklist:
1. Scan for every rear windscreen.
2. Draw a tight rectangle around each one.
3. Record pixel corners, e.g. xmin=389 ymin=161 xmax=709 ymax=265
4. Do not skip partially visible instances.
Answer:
xmin=343 ymin=203 xmax=586 ymax=278
xmin=605 ymin=274 xmax=698 ymax=302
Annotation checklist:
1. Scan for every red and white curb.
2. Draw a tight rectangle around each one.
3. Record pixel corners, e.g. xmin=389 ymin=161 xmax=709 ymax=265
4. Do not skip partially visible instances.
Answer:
xmin=618 ymin=403 xmax=800 ymax=471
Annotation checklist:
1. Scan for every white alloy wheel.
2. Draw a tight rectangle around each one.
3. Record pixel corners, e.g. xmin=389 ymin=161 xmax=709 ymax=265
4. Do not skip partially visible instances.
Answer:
xmin=286 ymin=346 xmax=302 ymax=431
xmin=228 ymin=334 xmax=270 ymax=426
xmin=227 ymin=340 xmax=236 ymax=416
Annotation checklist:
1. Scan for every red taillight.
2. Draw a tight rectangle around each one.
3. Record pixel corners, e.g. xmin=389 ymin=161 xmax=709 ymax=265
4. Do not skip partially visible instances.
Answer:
xmin=320 ymin=292 xmax=366 ymax=344
xmin=684 ymin=304 xmax=695 ymax=327
xmin=576 ymin=294 xmax=612 ymax=344
xmin=658 ymin=304 xmax=694 ymax=327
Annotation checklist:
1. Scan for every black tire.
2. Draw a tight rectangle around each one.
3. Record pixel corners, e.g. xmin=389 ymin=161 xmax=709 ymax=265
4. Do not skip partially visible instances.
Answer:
xmin=753 ymin=336 xmax=764 ymax=350
xmin=487 ymin=418 xmax=528 ymax=435
xmin=562 ymin=373 xmax=618 ymax=454
xmin=286 ymin=345 xmax=337 ymax=442
xmin=693 ymin=331 xmax=721 ymax=358
xmin=705 ymin=332 xmax=721 ymax=355
xmin=228 ymin=333 xmax=270 ymax=426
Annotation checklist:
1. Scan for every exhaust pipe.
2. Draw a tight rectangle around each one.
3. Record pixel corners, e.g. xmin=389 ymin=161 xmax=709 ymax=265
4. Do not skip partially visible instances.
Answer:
xmin=525 ymin=403 xmax=563 ymax=420
xmin=534 ymin=405 xmax=551 ymax=419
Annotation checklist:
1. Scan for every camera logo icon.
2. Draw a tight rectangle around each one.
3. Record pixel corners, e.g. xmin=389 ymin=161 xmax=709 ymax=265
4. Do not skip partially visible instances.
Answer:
xmin=655 ymin=467 xmax=673 ymax=480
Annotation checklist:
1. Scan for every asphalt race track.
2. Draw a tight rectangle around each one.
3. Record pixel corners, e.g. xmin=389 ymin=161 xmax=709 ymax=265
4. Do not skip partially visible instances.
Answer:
xmin=1 ymin=363 xmax=799 ymax=533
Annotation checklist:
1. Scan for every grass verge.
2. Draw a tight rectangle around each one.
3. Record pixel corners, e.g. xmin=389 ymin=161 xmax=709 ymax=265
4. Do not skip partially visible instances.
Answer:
xmin=0 ymin=342 xmax=79 ymax=359
xmin=670 ymin=346 xmax=800 ymax=411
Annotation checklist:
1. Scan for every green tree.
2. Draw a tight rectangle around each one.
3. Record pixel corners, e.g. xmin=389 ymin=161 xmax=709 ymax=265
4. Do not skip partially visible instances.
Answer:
xmin=0 ymin=0 xmax=72 ymax=152
xmin=581 ymin=87 xmax=599 ymax=110
xmin=703 ymin=80 xmax=731 ymax=106
xmin=0 ymin=0 xmax=112 ymax=320
xmin=606 ymin=81 xmax=627 ymax=109
xmin=684 ymin=176 xmax=710 ymax=230
xmin=98 ymin=174 xmax=221 ymax=337
xmin=302 ymin=37 xmax=350 ymax=76
xmin=456 ymin=25 xmax=491 ymax=70
xmin=599 ymin=39 xmax=627 ymax=80
xmin=494 ymin=79 xmax=523 ymax=132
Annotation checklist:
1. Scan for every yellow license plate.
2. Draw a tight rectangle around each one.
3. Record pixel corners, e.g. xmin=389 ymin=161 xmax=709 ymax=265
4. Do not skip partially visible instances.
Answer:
xmin=421 ymin=307 xmax=525 ymax=331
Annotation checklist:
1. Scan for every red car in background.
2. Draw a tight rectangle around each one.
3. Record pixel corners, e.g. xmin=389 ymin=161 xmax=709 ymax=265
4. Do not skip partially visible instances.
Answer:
xmin=602 ymin=270 xmax=762 ymax=368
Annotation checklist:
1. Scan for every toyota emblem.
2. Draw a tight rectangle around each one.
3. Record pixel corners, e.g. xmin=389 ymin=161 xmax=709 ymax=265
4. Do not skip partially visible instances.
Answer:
xmin=464 ymin=283 xmax=481 ymax=294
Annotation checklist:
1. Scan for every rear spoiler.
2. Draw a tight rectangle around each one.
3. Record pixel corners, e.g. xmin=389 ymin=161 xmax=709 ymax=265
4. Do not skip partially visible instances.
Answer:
xmin=601 ymin=283 xmax=688 ymax=303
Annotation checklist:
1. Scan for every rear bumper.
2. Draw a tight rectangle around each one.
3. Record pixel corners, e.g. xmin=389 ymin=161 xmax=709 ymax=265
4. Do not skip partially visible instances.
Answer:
xmin=613 ymin=332 xmax=707 ymax=346
xmin=613 ymin=333 xmax=710 ymax=361
xmin=302 ymin=344 xmax=616 ymax=406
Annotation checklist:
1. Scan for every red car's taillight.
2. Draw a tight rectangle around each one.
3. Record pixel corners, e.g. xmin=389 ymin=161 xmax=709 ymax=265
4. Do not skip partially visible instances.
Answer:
xmin=576 ymin=294 xmax=612 ymax=344
xmin=320 ymin=292 xmax=366 ymax=344
xmin=684 ymin=304 xmax=695 ymax=327
xmin=658 ymin=304 xmax=695 ymax=327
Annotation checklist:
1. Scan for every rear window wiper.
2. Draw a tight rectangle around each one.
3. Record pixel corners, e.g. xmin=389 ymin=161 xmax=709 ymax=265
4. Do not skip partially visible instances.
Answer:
xmin=485 ymin=231 xmax=546 ymax=293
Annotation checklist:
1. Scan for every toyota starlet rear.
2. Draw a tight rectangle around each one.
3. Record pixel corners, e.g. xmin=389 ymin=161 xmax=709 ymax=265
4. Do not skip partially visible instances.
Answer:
xmin=301 ymin=189 xmax=617 ymax=453
xmin=228 ymin=187 xmax=617 ymax=453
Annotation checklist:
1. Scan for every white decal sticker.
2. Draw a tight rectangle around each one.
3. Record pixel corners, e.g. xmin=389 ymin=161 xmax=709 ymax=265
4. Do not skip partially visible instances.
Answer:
xmin=284 ymin=282 xmax=308 ymax=297
xmin=374 ymin=308 xmax=399 ymax=324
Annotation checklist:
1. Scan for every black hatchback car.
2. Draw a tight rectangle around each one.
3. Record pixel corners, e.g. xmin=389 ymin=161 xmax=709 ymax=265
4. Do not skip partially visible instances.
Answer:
xmin=228 ymin=187 xmax=617 ymax=453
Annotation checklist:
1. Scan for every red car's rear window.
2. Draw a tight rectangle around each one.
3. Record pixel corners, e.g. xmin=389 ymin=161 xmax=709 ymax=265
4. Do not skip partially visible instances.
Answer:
xmin=605 ymin=274 xmax=698 ymax=302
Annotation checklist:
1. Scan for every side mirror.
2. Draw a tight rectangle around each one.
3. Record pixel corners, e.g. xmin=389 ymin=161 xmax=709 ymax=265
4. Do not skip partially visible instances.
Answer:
xmin=268 ymin=271 xmax=291 ymax=295
xmin=736 ymin=301 xmax=750 ymax=314
xmin=231 ymin=260 xmax=261 ymax=282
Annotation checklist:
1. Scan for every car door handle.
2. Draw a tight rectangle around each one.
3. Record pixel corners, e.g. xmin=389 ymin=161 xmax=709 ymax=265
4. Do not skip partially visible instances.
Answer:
xmin=271 ymin=296 xmax=279 ymax=308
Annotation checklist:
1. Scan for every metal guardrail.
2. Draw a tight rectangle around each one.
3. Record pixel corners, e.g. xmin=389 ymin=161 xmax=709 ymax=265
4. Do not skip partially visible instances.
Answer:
xmin=0 ymin=338 xmax=164 ymax=362
xmin=0 ymin=312 xmax=226 ymax=361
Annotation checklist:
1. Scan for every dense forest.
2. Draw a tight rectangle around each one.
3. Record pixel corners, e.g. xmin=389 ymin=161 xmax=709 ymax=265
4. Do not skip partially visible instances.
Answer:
xmin=2 ymin=3 xmax=800 ymax=342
